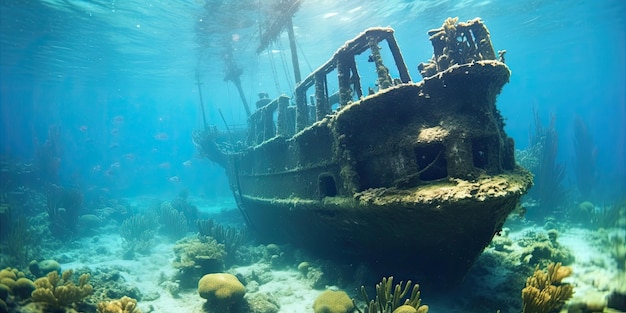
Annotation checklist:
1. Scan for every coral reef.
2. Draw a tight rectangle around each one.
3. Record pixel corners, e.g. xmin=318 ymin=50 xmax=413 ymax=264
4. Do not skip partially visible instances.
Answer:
xmin=521 ymin=262 xmax=573 ymax=313
xmin=85 ymin=266 xmax=144 ymax=305
xmin=157 ymin=201 xmax=188 ymax=239
xmin=119 ymin=214 xmax=156 ymax=256
xmin=0 ymin=267 xmax=35 ymax=301
xmin=358 ymin=277 xmax=428 ymax=313
xmin=29 ymin=259 xmax=61 ymax=277
xmin=196 ymin=218 xmax=250 ymax=265
xmin=172 ymin=236 xmax=226 ymax=288
xmin=198 ymin=273 xmax=246 ymax=313
xmin=244 ymin=292 xmax=280 ymax=313
xmin=169 ymin=190 xmax=198 ymax=224
xmin=96 ymin=296 xmax=141 ymax=313
xmin=518 ymin=230 xmax=575 ymax=266
xmin=1 ymin=215 xmax=34 ymax=268
xmin=31 ymin=269 xmax=93 ymax=310
xmin=313 ymin=290 xmax=354 ymax=313
xmin=46 ymin=184 xmax=84 ymax=238
xmin=12 ymin=277 xmax=36 ymax=299
xmin=526 ymin=110 xmax=566 ymax=215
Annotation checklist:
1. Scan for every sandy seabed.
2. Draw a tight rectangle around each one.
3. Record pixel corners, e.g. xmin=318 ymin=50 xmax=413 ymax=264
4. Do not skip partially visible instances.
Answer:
xmin=20 ymin=197 xmax=625 ymax=313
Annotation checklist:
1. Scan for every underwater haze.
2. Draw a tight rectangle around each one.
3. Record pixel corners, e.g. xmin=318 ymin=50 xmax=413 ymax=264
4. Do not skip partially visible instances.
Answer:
xmin=1 ymin=0 xmax=625 ymax=197
xmin=1 ymin=0 xmax=626 ymax=313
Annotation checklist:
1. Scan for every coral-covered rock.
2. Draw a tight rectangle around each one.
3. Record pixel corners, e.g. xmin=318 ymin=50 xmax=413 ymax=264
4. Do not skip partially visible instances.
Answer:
xmin=29 ymin=259 xmax=61 ymax=277
xmin=173 ymin=236 xmax=225 ymax=288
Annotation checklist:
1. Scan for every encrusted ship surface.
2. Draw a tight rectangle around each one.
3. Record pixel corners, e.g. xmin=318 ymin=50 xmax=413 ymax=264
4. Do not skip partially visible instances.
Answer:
xmin=194 ymin=18 xmax=532 ymax=284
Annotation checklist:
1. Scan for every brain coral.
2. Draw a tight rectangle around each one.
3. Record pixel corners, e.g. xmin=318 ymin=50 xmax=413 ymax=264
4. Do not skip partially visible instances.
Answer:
xmin=313 ymin=290 xmax=354 ymax=313
xmin=198 ymin=273 xmax=245 ymax=313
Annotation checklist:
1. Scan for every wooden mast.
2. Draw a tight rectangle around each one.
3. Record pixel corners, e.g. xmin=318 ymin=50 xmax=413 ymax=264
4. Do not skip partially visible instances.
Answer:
xmin=257 ymin=0 xmax=303 ymax=84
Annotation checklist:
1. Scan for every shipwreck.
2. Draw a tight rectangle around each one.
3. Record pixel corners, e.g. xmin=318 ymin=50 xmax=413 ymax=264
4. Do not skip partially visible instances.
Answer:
xmin=194 ymin=17 xmax=532 ymax=284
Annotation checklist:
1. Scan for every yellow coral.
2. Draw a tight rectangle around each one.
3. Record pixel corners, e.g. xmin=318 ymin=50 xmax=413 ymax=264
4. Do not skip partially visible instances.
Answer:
xmin=198 ymin=273 xmax=245 ymax=312
xmin=97 ymin=296 xmax=141 ymax=313
xmin=12 ymin=277 xmax=36 ymax=299
xmin=0 ymin=269 xmax=16 ymax=281
xmin=360 ymin=277 xmax=428 ymax=313
xmin=313 ymin=290 xmax=354 ymax=313
xmin=31 ymin=270 xmax=93 ymax=309
xmin=522 ymin=262 xmax=574 ymax=313
xmin=393 ymin=305 xmax=429 ymax=313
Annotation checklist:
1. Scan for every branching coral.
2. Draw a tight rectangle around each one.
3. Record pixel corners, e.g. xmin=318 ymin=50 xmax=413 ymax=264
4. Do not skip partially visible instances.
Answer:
xmin=31 ymin=269 xmax=93 ymax=310
xmin=170 ymin=191 xmax=198 ymax=223
xmin=97 ymin=296 xmax=141 ymax=313
xmin=357 ymin=277 xmax=428 ymax=313
xmin=197 ymin=218 xmax=249 ymax=262
xmin=521 ymin=262 xmax=573 ymax=313
xmin=46 ymin=184 xmax=84 ymax=238
xmin=3 ymin=216 xmax=34 ymax=267
xmin=158 ymin=201 xmax=188 ymax=239
xmin=120 ymin=214 xmax=156 ymax=254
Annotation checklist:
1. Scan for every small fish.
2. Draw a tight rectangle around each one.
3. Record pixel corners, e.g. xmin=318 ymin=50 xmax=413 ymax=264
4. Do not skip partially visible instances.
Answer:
xmin=79 ymin=125 xmax=88 ymax=132
xmin=182 ymin=160 xmax=192 ymax=167
xmin=154 ymin=132 xmax=168 ymax=140
xmin=113 ymin=115 xmax=125 ymax=124
xmin=92 ymin=165 xmax=101 ymax=172
xmin=168 ymin=176 xmax=180 ymax=183
xmin=124 ymin=153 xmax=136 ymax=160
xmin=110 ymin=162 xmax=121 ymax=168
xmin=158 ymin=162 xmax=171 ymax=169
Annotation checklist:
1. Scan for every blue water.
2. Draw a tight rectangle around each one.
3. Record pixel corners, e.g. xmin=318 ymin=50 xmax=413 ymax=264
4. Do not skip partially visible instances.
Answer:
xmin=2 ymin=0 xmax=625 ymax=199
xmin=1 ymin=0 xmax=625 ymax=311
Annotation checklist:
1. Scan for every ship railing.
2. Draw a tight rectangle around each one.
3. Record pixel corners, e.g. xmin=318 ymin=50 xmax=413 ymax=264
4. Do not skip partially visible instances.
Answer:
xmin=293 ymin=27 xmax=412 ymax=132
xmin=247 ymin=95 xmax=294 ymax=145
xmin=246 ymin=27 xmax=412 ymax=145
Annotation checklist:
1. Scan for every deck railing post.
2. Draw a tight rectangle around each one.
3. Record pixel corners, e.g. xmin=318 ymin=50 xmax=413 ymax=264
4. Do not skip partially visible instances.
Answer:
xmin=337 ymin=56 xmax=352 ymax=107
xmin=277 ymin=96 xmax=290 ymax=136
xmin=314 ymin=72 xmax=330 ymax=121
xmin=295 ymin=88 xmax=308 ymax=132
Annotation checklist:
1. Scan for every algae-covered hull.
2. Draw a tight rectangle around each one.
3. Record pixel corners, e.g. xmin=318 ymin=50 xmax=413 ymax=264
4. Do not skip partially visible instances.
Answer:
xmin=240 ymin=170 xmax=530 ymax=283
xmin=194 ymin=18 xmax=532 ymax=284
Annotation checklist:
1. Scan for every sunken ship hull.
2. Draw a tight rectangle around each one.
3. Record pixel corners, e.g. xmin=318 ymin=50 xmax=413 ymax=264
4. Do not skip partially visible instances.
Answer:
xmin=195 ymin=18 xmax=532 ymax=284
